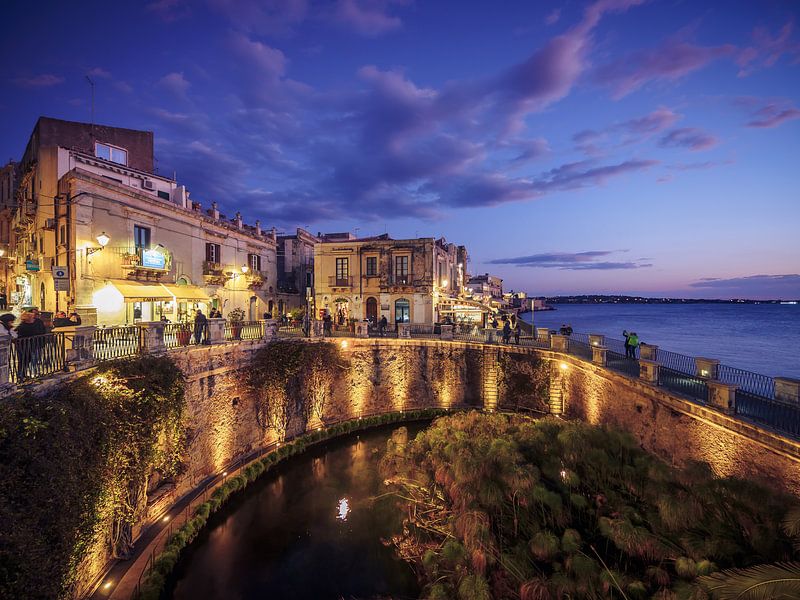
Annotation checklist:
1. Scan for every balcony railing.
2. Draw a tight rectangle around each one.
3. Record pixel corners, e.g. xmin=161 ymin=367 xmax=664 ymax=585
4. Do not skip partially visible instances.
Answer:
xmin=328 ymin=276 xmax=353 ymax=288
xmin=94 ymin=326 xmax=142 ymax=360
xmin=80 ymin=246 xmax=182 ymax=283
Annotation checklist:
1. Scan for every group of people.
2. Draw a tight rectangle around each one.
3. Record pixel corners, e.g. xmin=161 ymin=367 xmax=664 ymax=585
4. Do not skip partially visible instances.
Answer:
xmin=0 ymin=309 xmax=82 ymax=381
xmin=0 ymin=309 xmax=82 ymax=339
xmin=494 ymin=316 xmax=522 ymax=345
xmin=623 ymin=330 xmax=640 ymax=358
xmin=559 ymin=324 xmax=574 ymax=336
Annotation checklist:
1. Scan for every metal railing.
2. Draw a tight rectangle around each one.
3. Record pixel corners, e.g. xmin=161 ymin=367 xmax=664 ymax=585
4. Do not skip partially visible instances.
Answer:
xmin=224 ymin=321 xmax=263 ymax=341
xmin=606 ymin=350 xmax=640 ymax=378
xmin=328 ymin=276 xmax=353 ymax=288
xmin=9 ymin=333 xmax=66 ymax=383
xmin=368 ymin=323 xmax=398 ymax=338
xmin=94 ymin=326 xmax=142 ymax=361
xmin=163 ymin=323 xmax=200 ymax=349
xmin=658 ymin=368 xmax=709 ymax=404
xmin=408 ymin=324 xmax=438 ymax=339
xmin=276 ymin=323 xmax=305 ymax=338
xmin=453 ymin=324 xmax=486 ymax=343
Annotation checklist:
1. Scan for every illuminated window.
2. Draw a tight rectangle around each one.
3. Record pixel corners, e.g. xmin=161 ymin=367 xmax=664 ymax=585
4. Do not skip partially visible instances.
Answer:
xmin=394 ymin=255 xmax=409 ymax=284
xmin=395 ymin=298 xmax=410 ymax=322
xmin=95 ymin=142 xmax=128 ymax=166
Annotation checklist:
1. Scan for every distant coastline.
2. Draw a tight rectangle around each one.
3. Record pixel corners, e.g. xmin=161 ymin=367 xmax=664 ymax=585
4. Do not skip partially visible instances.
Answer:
xmin=536 ymin=295 xmax=798 ymax=305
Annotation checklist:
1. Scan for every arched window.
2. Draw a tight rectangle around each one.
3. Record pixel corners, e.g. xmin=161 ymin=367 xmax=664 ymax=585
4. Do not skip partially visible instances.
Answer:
xmin=394 ymin=298 xmax=410 ymax=323
xmin=365 ymin=297 xmax=378 ymax=322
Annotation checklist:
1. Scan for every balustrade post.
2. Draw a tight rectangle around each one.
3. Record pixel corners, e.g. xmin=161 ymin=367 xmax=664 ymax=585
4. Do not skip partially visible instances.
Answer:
xmin=592 ymin=345 xmax=608 ymax=367
xmin=707 ymin=380 xmax=738 ymax=414
xmin=550 ymin=333 xmax=569 ymax=352
xmin=397 ymin=323 xmax=411 ymax=339
xmin=639 ymin=359 xmax=660 ymax=384
xmin=206 ymin=318 xmax=226 ymax=344
xmin=140 ymin=322 xmax=166 ymax=355
xmin=261 ymin=319 xmax=278 ymax=341
xmin=65 ymin=325 xmax=96 ymax=367
xmin=775 ymin=378 xmax=800 ymax=406
xmin=355 ymin=321 xmax=370 ymax=338
xmin=588 ymin=334 xmax=605 ymax=348
xmin=695 ymin=357 xmax=720 ymax=380
xmin=536 ymin=327 xmax=550 ymax=345
xmin=639 ymin=343 xmax=658 ymax=361
xmin=440 ymin=324 xmax=454 ymax=341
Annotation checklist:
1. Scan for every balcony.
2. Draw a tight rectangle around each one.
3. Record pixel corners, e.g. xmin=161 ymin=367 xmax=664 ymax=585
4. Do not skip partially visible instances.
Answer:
xmin=203 ymin=261 xmax=227 ymax=286
xmin=81 ymin=246 xmax=181 ymax=283
xmin=245 ymin=271 xmax=269 ymax=289
xmin=328 ymin=275 xmax=353 ymax=288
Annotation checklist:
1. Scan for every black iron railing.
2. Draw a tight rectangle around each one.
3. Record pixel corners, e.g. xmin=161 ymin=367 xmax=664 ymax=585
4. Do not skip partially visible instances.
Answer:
xmin=658 ymin=368 xmax=709 ymax=404
xmin=10 ymin=333 xmax=66 ymax=383
xmin=94 ymin=326 xmax=142 ymax=361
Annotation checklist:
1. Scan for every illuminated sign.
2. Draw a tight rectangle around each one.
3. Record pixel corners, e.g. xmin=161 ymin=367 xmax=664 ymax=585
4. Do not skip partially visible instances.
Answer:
xmin=25 ymin=259 xmax=40 ymax=272
xmin=141 ymin=249 xmax=166 ymax=270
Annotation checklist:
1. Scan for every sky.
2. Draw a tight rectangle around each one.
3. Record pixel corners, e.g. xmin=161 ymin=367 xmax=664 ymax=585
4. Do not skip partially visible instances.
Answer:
xmin=1 ymin=0 xmax=799 ymax=299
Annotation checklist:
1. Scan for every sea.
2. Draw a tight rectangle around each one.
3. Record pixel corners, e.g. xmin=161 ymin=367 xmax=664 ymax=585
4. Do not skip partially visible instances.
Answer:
xmin=522 ymin=303 xmax=800 ymax=379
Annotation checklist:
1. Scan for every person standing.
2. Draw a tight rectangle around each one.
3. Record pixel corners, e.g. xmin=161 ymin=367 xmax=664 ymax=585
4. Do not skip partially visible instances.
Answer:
xmin=502 ymin=320 xmax=512 ymax=344
xmin=16 ymin=311 xmax=46 ymax=380
xmin=0 ymin=291 xmax=7 ymax=310
xmin=193 ymin=309 xmax=208 ymax=345
xmin=514 ymin=322 xmax=521 ymax=345
xmin=0 ymin=313 xmax=16 ymax=337
xmin=323 ymin=312 xmax=333 ymax=337
xmin=623 ymin=330 xmax=632 ymax=358
xmin=628 ymin=332 xmax=640 ymax=359
xmin=379 ymin=315 xmax=387 ymax=337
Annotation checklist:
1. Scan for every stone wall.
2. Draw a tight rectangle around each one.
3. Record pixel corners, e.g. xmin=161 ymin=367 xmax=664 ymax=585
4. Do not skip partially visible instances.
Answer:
xmin=15 ymin=337 xmax=800 ymax=599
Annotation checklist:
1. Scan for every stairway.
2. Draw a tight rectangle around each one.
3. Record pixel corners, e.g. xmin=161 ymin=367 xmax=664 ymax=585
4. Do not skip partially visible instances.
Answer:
xmin=482 ymin=350 xmax=498 ymax=412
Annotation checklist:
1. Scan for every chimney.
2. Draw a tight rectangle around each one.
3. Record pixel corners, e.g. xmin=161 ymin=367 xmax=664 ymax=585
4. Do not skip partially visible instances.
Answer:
xmin=211 ymin=202 xmax=220 ymax=220
xmin=270 ymin=226 xmax=277 ymax=242
xmin=255 ymin=220 xmax=262 ymax=236
xmin=235 ymin=211 xmax=243 ymax=229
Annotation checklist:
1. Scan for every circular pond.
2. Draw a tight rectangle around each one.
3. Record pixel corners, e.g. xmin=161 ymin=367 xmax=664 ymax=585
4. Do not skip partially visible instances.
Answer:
xmin=168 ymin=424 xmax=423 ymax=599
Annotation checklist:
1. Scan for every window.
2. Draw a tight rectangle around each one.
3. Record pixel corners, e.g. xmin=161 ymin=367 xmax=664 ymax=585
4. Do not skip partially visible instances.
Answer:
xmin=95 ymin=142 xmax=128 ymax=166
xmin=205 ymin=242 xmax=221 ymax=264
xmin=248 ymin=253 xmax=262 ymax=271
xmin=335 ymin=257 xmax=349 ymax=283
xmin=395 ymin=298 xmax=410 ymax=323
xmin=59 ymin=224 xmax=66 ymax=246
xmin=157 ymin=190 xmax=170 ymax=201
xmin=395 ymin=255 xmax=409 ymax=284
xmin=365 ymin=256 xmax=378 ymax=276
xmin=134 ymin=225 xmax=151 ymax=250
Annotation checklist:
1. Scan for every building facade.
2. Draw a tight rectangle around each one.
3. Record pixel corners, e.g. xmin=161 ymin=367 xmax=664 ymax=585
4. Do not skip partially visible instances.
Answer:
xmin=314 ymin=234 xmax=470 ymax=325
xmin=8 ymin=117 xmax=279 ymax=325
xmin=275 ymin=227 xmax=319 ymax=318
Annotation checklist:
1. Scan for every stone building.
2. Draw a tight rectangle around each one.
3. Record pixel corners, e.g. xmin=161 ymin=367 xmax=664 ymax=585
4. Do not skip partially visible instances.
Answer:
xmin=7 ymin=116 xmax=278 ymax=325
xmin=275 ymin=227 xmax=319 ymax=318
xmin=466 ymin=273 xmax=504 ymax=301
xmin=0 ymin=161 xmax=16 ymax=297
xmin=313 ymin=233 xmax=470 ymax=325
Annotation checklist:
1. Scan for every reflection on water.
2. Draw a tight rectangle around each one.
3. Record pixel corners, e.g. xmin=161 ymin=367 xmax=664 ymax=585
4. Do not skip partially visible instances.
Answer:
xmin=169 ymin=425 xmax=423 ymax=600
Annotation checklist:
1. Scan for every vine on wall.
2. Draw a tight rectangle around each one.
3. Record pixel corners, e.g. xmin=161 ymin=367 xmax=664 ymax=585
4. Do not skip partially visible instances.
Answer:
xmin=246 ymin=341 xmax=343 ymax=439
xmin=497 ymin=351 xmax=550 ymax=413
xmin=0 ymin=356 xmax=186 ymax=600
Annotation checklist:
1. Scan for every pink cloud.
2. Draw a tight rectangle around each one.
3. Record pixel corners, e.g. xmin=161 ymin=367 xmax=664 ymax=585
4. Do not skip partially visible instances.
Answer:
xmin=737 ymin=21 xmax=800 ymax=76
xmin=335 ymin=0 xmax=408 ymax=36
xmin=208 ymin=0 xmax=308 ymax=35
xmin=659 ymin=127 xmax=718 ymax=151
xmin=746 ymin=103 xmax=800 ymax=128
xmin=595 ymin=38 xmax=735 ymax=98
xmin=12 ymin=73 xmax=64 ymax=88
xmin=158 ymin=72 xmax=190 ymax=98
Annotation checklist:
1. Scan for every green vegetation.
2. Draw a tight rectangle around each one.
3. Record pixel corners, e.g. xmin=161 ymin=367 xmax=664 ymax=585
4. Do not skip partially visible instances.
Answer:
xmin=380 ymin=412 xmax=798 ymax=600
xmin=0 ymin=356 xmax=185 ymax=600
xmin=497 ymin=351 xmax=549 ymax=413
xmin=137 ymin=408 xmax=449 ymax=600
xmin=246 ymin=341 xmax=343 ymax=439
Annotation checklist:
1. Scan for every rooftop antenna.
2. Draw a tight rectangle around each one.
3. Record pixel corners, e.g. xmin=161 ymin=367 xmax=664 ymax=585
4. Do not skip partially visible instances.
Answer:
xmin=85 ymin=75 xmax=95 ymax=126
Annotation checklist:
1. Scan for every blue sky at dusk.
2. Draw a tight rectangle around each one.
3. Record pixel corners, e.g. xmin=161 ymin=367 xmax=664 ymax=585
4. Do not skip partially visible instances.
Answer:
xmin=1 ymin=0 xmax=799 ymax=299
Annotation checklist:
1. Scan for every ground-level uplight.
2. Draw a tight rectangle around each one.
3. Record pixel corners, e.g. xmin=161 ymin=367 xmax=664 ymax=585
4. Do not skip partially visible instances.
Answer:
xmin=560 ymin=362 xmax=568 ymax=370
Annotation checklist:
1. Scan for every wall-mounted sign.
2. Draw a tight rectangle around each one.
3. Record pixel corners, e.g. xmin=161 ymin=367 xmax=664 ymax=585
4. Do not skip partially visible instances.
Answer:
xmin=141 ymin=249 xmax=166 ymax=270
xmin=25 ymin=259 xmax=40 ymax=272
xmin=52 ymin=266 xmax=68 ymax=279
xmin=54 ymin=279 xmax=70 ymax=292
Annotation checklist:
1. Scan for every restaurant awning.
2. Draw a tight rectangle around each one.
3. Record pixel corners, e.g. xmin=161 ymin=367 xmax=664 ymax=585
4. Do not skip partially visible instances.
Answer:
xmin=107 ymin=280 xmax=173 ymax=301
xmin=161 ymin=284 xmax=210 ymax=302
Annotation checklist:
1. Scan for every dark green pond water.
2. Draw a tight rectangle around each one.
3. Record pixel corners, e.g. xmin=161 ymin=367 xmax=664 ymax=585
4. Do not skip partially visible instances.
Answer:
xmin=169 ymin=424 xmax=423 ymax=600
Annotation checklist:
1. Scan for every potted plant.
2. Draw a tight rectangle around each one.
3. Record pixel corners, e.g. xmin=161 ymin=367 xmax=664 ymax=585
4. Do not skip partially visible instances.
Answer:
xmin=176 ymin=321 xmax=192 ymax=346
xmin=228 ymin=307 xmax=246 ymax=340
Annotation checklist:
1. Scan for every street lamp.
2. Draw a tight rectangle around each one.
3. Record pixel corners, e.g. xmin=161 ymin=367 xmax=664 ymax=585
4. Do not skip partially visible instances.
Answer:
xmin=241 ymin=265 xmax=249 ymax=274
xmin=87 ymin=232 xmax=110 ymax=256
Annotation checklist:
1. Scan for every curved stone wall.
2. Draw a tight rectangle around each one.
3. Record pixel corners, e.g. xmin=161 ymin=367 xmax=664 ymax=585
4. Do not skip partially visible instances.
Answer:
xmin=13 ymin=337 xmax=800 ymax=599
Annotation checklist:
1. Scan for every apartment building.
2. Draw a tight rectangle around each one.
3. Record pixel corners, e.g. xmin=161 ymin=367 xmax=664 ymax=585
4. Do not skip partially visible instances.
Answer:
xmin=275 ymin=227 xmax=319 ymax=317
xmin=313 ymin=234 xmax=471 ymax=325
xmin=9 ymin=116 xmax=278 ymax=325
